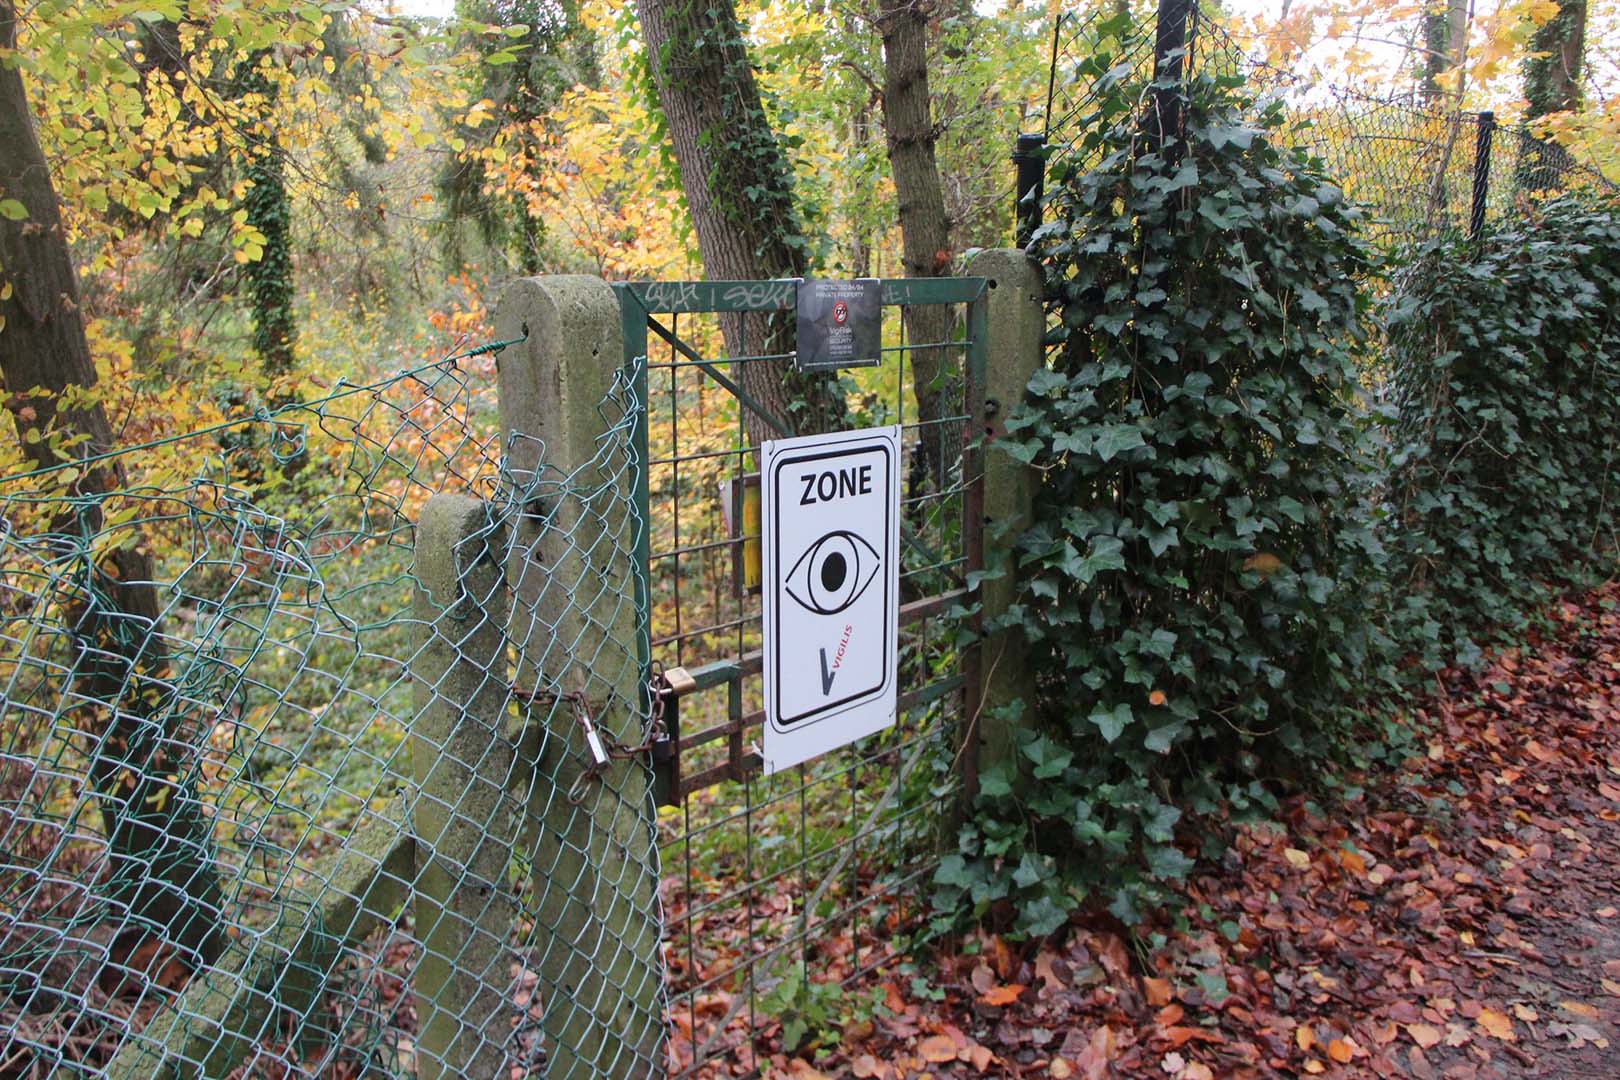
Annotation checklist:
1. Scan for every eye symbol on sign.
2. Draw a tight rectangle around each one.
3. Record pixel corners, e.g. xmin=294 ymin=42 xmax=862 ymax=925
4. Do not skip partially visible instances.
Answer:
xmin=832 ymin=300 xmax=849 ymax=326
xmin=785 ymin=530 xmax=880 ymax=616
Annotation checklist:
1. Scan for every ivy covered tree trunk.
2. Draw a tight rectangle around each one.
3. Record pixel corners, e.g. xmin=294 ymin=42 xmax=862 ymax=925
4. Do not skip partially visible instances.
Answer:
xmin=635 ymin=0 xmax=841 ymax=440
xmin=0 ymin=0 xmax=222 ymax=962
xmin=1520 ymin=0 xmax=1586 ymax=188
xmin=439 ymin=0 xmax=598 ymax=273
xmin=238 ymin=57 xmax=297 ymax=386
xmin=1419 ymin=0 xmax=1468 ymax=103
xmin=879 ymin=0 xmax=954 ymax=499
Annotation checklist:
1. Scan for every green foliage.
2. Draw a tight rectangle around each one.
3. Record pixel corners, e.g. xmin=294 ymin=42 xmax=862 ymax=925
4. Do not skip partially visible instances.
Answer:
xmin=1382 ymin=196 xmax=1620 ymax=668
xmin=237 ymin=54 xmax=298 ymax=383
xmin=938 ymin=61 xmax=1384 ymax=933
xmin=437 ymin=0 xmax=598 ymax=270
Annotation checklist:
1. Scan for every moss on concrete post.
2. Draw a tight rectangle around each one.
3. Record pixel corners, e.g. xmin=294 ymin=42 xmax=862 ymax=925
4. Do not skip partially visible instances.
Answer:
xmin=492 ymin=276 xmax=663 ymax=1078
xmin=962 ymin=249 xmax=1046 ymax=779
xmin=411 ymin=494 xmax=517 ymax=1080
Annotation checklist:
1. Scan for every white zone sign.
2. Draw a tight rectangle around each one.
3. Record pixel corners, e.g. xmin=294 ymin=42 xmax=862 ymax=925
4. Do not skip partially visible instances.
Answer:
xmin=762 ymin=426 xmax=900 ymax=774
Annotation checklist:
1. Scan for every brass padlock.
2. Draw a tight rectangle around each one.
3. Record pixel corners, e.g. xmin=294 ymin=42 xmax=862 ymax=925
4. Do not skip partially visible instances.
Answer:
xmin=651 ymin=666 xmax=696 ymax=806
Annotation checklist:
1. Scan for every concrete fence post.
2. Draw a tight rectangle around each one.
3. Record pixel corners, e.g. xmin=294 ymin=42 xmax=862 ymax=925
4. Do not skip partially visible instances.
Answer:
xmin=962 ymin=249 xmax=1047 ymax=780
xmin=411 ymin=493 xmax=517 ymax=1080
xmin=492 ymin=276 xmax=663 ymax=1078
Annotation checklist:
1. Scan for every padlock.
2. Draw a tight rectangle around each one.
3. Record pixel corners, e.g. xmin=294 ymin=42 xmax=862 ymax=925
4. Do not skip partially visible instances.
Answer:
xmin=651 ymin=666 xmax=696 ymax=806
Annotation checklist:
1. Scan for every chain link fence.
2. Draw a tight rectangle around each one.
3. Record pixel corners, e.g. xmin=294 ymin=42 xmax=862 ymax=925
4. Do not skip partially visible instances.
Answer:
xmin=1037 ymin=6 xmax=1615 ymax=252
xmin=0 ymin=302 xmax=663 ymax=1078
xmin=0 ymin=265 xmax=1039 ymax=1078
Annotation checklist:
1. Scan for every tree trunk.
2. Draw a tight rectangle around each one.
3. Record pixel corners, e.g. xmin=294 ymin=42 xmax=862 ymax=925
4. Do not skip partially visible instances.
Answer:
xmin=879 ymin=0 xmax=954 ymax=500
xmin=635 ymin=0 xmax=841 ymax=440
xmin=1525 ymin=0 xmax=1585 ymax=117
xmin=0 ymin=0 xmax=221 ymax=962
xmin=1419 ymin=0 xmax=1468 ymax=102
xmin=1521 ymin=0 xmax=1585 ymax=187
xmin=234 ymin=55 xmax=297 ymax=387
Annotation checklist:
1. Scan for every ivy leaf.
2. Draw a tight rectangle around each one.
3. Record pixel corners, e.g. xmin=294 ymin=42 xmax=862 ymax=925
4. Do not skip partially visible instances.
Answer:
xmin=1092 ymin=424 xmax=1145 ymax=462
xmin=1087 ymin=702 xmax=1133 ymax=743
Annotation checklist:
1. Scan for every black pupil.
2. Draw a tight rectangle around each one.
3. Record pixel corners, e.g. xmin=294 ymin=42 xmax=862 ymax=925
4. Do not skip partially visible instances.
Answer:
xmin=820 ymin=551 xmax=847 ymax=592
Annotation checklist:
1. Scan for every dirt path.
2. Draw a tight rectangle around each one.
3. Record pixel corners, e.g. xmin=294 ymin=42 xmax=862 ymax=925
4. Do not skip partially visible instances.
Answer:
xmin=772 ymin=581 xmax=1620 ymax=1079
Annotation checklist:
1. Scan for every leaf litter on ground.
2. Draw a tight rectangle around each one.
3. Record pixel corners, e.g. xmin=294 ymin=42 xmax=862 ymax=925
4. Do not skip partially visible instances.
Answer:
xmin=754 ymin=582 xmax=1620 ymax=1078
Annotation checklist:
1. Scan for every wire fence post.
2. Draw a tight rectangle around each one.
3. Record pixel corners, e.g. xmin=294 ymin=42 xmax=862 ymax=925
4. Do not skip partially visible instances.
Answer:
xmin=492 ymin=276 xmax=664 ymax=1078
xmin=961 ymin=249 xmax=1046 ymax=781
xmin=1013 ymin=132 xmax=1046 ymax=248
xmin=1471 ymin=110 xmax=1495 ymax=240
xmin=411 ymin=494 xmax=517 ymax=1079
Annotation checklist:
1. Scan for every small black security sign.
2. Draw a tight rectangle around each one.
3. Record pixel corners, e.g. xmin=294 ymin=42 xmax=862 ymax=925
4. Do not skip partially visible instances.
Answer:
xmin=795 ymin=279 xmax=881 ymax=372
xmin=761 ymin=425 xmax=900 ymax=773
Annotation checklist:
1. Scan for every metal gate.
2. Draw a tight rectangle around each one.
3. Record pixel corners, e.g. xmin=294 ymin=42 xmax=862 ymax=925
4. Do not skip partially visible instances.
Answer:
xmin=614 ymin=278 xmax=988 ymax=1074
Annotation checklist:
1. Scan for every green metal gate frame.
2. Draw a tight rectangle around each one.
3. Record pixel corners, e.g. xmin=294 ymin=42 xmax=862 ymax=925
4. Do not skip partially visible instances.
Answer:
xmin=613 ymin=277 xmax=990 ymax=797
xmin=613 ymin=276 xmax=990 ymax=1072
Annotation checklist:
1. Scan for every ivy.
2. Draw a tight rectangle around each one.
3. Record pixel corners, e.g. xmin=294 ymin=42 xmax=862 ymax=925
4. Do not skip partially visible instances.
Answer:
xmin=1383 ymin=197 xmax=1620 ymax=668
xmin=937 ymin=60 xmax=1384 ymax=934
xmin=939 ymin=40 xmax=1620 ymax=939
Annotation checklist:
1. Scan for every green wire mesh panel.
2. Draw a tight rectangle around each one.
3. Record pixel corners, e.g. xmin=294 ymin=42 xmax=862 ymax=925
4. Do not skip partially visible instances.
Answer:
xmin=0 ymin=333 xmax=663 ymax=1079
xmin=616 ymin=279 xmax=986 ymax=1075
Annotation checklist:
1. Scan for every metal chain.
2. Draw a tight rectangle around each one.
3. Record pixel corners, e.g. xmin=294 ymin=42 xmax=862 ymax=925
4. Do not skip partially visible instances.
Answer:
xmin=511 ymin=674 xmax=668 ymax=804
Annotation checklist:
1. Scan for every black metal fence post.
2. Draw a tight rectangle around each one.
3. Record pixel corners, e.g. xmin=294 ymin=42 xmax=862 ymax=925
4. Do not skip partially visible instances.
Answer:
xmin=1470 ymin=111 xmax=1495 ymax=240
xmin=1013 ymin=132 xmax=1046 ymax=248
xmin=1150 ymin=0 xmax=1194 ymax=156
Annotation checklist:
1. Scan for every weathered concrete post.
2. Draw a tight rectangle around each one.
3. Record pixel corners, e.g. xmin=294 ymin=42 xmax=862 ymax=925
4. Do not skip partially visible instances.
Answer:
xmin=411 ymin=494 xmax=517 ymax=1080
xmin=492 ymin=276 xmax=663 ymax=1078
xmin=962 ymin=249 xmax=1046 ymax=779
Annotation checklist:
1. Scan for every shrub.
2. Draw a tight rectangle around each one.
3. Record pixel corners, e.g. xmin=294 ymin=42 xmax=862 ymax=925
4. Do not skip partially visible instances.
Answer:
xmin=1383 ymin=196 xmax=1620 ymax=667
xmin=935 ymin=64 xmax=1383 ymax=932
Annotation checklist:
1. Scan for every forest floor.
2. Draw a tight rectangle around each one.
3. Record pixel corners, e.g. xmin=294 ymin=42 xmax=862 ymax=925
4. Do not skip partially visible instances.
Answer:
xmin=775 ymin=580 xmax=1620 ymax=1080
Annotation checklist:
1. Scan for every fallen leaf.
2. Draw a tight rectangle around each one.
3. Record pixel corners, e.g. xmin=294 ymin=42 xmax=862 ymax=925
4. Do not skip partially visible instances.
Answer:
xmin=1283 ymin=847 xmax=1311 ymax=869
xmin=1561 ymin=1000 xmax=1600 ymax=1019
xmin=850 ymin=1054 xmax=884 ymax=1079
xmin=919 ymin=1035 xmax=957 ymax=1063
xmin=1050 ymin=1059 xmax=1073 ymax=1079
xmin=1296 ymin=1025 xmax=1316 ymax=1052
xmin=967 ymin=1044 xmax=994 ymax=1072
xmin=1476 ymin=1008 xmax=1515 ymax=1041
xmin=979 ymin=984 xmax=1024 ymax=1007
xmin=1143 ymin=977 xmax=1173 ymax=1006
xmin=1243 ymin=552 xmax=1282 ymax=576
xmin=1149 ymin=690 xmax=1168 ymax=706
xmin=1512 ymin=1003 xmax=1539 ymax=1022
xmin=1183 ymin=1066 xmax=1214 ymax=1080
xmin=1406 ymin=1023 xmax=1442 ymax=1049
xmin=1303 ymin=1060 xmax=1325 ymax=1075
xmin=1326 ymin=1038 xmax=1356 ymax=1063
xmin=1160 ymin=1051 xmax=1185 ymax=1074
